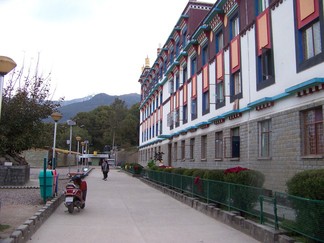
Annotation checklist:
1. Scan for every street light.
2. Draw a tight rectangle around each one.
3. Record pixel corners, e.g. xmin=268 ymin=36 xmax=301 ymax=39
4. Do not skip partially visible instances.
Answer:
xmin=66 ymin=120 xmax=76 ymax=173
xmin=67 ymin=120 xmax=76 ymax=153
xmin=76 ymin=136 xmax=81 ymax=171
xmin=51 ymin=112 xmax=62 ymax=169
xmin=0 ymin=56 xmax=16 ymax=120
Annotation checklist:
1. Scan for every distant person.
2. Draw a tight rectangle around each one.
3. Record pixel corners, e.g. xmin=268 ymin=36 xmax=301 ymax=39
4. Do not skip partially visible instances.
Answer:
xmin=47 ymin=159 xmax=52 ymax=169
xmin=101 ymin=159 xmax=110 ymax=181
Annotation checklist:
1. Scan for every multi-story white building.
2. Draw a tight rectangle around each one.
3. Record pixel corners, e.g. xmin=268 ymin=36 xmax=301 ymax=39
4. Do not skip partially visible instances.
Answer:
xmin=138 ymin=0 xmax=324 ymax=192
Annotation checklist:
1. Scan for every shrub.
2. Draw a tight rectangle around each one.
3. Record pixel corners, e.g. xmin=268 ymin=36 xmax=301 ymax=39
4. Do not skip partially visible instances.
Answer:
xmin=192 ymin=169 xmax=208 ymax=178
xmin=171 ymin=167 xmax=187 ymax=175
xmin=147 ymin=160 xmax=155 ymax=169
xmin=183 ymin=168 xmax=196 ymax=177
xmin=223 ymin=168 xmax=265 ymax=214
xmin=287 ymin=169 xmax=324 ymax=200
xmin=286 ymin=169 xmax=324 ymax=241
xmin=203 ymin=169 xmax=224 ymax=181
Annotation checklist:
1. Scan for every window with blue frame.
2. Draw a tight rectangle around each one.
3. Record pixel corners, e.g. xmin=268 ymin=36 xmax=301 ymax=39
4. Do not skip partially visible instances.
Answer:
xmin=175 ymin=74 xmax=180 ymax=90
xmin=182 ymin=28 xmax=187 ymax=47
xmin=160 ymin=91 xmax=163 ymax=105
xmin=191 ymin=99 xmax=197 ymax=120
xmin=230 ymin=14 xmax=239 ymax=40
xmin=182 ymin=66 xmax=187 ymax=83
xmin=191 ymin=56 xmax=197 ymax=76
xmin=170 ymin=48 xmax=174 ymax=64
xmin=295 ymin=0 xmax=324 ymax=72
xmin=215 ymin=31 xmax=224 ymax=54
xmin=257 ymin=0 xmax=269 ymax=14
xmin=183 ymin=105 xmax=188 ymax=124
xmin=176 ymin=40 xmax=180 ymax=57
xmin=202 ymin=91 xmax=209 ymax=115
xmin=202 ymin=44 xmax=208 ymax=66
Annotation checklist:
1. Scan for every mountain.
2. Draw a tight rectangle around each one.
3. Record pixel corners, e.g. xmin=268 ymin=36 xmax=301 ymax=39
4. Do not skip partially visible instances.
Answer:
xmin=51 ymin=93 xmax=140 ymax=123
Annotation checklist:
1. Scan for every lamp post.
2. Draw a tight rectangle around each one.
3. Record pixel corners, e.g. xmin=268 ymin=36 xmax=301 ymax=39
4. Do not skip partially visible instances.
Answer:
xmin=67 ymin=120 xmax=76 ymax=153
xmin=81 ymin=141 xmax=85 ymax=168
xmin=0 ymin=56 xmax=16 ymax=120
xmin=66 ymin=120 xmax=76 ymax=173
xmin=76 ymin=136 xmax=81 ymax=171
xmin=51 ymin=112 xmax=62 ymax=169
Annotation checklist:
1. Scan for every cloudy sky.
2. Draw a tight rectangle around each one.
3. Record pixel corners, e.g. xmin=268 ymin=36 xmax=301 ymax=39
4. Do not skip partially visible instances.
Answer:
xmin=0 ymin=0 xmax=215 ymax=101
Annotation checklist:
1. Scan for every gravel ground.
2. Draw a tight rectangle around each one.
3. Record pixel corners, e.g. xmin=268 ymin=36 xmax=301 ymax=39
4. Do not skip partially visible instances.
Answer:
xmin=0 ymin=167 xmax=74 ymax=239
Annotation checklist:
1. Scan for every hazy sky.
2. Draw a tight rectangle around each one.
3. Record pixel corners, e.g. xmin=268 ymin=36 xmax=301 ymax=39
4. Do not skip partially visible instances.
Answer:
xmin=0 ymin=0 xmax=215 ymax=100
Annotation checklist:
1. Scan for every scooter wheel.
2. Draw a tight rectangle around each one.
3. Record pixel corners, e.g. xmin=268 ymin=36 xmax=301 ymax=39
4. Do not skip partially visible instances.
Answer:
xmin=68 ymin=204 xmax=74 ymax=214
xmin=81 ymin=203 xmax=85 ymax=209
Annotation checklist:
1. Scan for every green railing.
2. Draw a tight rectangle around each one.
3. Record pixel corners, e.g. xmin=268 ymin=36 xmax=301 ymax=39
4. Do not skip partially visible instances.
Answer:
xmin=144 ymin=170 xmax=324 ymax=243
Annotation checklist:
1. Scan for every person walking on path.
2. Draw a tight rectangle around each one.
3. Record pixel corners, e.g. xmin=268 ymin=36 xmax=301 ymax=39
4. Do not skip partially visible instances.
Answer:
xmin=101 ymin=159 xmax=109 ymax=180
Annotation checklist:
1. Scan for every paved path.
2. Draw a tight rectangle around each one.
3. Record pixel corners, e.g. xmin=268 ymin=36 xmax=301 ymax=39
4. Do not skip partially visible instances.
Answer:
xmin=29 ymin=167 xmax=259 ymax=243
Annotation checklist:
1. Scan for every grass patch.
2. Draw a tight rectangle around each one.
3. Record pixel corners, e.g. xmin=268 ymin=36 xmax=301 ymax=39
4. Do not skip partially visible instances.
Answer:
xmin=0 ymin=224 xmax=10 ymax=232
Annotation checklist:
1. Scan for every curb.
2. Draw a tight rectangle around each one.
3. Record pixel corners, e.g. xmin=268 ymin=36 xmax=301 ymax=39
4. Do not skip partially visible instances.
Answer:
xmin=0 ymin=168 xmax=94 ymax=243
xmin=138 ymin=177 xmax=297 ymax=243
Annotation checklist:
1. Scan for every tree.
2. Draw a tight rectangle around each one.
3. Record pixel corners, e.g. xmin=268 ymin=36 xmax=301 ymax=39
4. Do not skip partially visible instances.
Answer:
xmin=71 ymin=100 xmax=140 ymax=152
xmin=0 ymin=57 xmax=61 ymax=158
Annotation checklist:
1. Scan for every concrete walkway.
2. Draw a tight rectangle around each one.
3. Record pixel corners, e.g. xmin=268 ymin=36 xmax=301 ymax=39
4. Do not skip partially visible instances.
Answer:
xmin=29 ymin=167 xmax=260 ymax=243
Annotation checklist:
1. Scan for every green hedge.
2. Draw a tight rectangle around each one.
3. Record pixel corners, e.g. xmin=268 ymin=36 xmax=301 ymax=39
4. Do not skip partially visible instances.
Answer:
xmin=149 ymin=166 xmax=264 ymax=188
xmin=286 ymin=169 xmax=324 ymax=241
xmin=287 ymin=169 xmax=324 ymax=200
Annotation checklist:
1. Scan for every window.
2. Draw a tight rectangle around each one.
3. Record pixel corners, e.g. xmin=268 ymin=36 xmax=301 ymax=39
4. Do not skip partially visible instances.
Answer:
xmin=216 ymin=31 xmax=224 ymax=53
xmin=231 ymin=71 xmax=241 ymax=97
xmin=181 ymin=140 xmax=185 ymax=160
xmin=182 ymin=29 xmax=187 ymax=47
xmin=224 ymin=127 xmax=240 ymax=158
xmin=170 ymin=48 xmax=174 ymax=64
xmin=202 ymin=44 xmax=208 ymax=66
xmin=175 ymin=74 xmax=180 ymax=90
xmin=159 ymin=120 xmax=162 ymax=135
xmin=257 ymin=48 xmax=275 ymax=90
xmin=259 ymin=120 xmax=272 ymax=157
xmin=175 ymin=109 xmax=180 ymax=128
xmin=191 ymin=56 xmax=197 ymax=76
xmin=216 ymin=81 xmax=225 ymax=107
xmin=302 ymin=21 xmax=322 ymax=60
xmin=182 ymin=66 xmax=187 ymax=83
xmin=156 ymin=122 xmax=159 ymax=136
xmin=295 ymin=1 xmax=324 ymax=72
xmin=176 ymin=40 xmax=180 ymax=57
xmin=215 ymin=131 xmax=223 ymax=159
xmin=160 ymin=91 xmax=163 ymax=105
xmin=173 ymin=142 xmax=178 ymax=161
xmin=257 ymin=0 xmax=269 ymax=14
xmin=190 ymin=138 xmax=195 ymax=160
xmin=183 ymin=105 xmax=188 ymax=124
xmin=201 ymin=135 xmax=207 ymax=160
xmin=230 ymin=15 xmax=239 ymax=40
xmin=191 ymin=99 xmax=197 ymax=120
xmin=301 ymin=107 xmax=324 ymax=155
xmin=202 ymin=91 xmax=209 ymax=115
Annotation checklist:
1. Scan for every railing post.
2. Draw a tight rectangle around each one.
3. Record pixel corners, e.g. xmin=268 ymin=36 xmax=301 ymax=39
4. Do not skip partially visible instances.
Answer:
xmin=259 ymin=195 xmax=264 ymax=224
xmin=273 ymin=194 xmax=279 ymax=230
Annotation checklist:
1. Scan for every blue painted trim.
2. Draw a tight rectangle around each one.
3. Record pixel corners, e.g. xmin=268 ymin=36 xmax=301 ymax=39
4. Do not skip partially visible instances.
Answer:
xmin=158 ymin=134 xmax=172 ymax=139
xmin=192 ymin=25 xmax=210 ymax=40
xmin=196 ymin=121 xmax=211 ymax=127
xmin=285 ymin=77 xmax=324 ymax=94
xmin=208 ymin=115 xmax=225 ymax=122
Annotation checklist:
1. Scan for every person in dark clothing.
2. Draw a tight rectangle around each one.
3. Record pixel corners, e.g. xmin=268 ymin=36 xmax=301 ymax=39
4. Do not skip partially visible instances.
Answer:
xmin=101 ymin=159 xmax=109 ymax=181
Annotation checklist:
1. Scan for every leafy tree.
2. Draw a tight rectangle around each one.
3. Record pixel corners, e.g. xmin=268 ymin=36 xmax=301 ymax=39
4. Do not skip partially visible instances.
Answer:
xmin=0 ymin=58 xmax=60 ymax=158
xmin=71 ymin=99 xmax=140 ymax=152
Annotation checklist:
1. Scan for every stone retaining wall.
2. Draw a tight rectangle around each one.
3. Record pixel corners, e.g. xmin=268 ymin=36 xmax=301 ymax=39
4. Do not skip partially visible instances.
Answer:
xmin=1 ymin=195 xmax=64 ymax=243
xmin=0 ymin=165 xmax=30 ymax=186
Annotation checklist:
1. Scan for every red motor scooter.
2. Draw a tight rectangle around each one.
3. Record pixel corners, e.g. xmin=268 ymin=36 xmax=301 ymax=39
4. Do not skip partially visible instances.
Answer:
xmin=64 ymin=174 xmax=87 ymax=214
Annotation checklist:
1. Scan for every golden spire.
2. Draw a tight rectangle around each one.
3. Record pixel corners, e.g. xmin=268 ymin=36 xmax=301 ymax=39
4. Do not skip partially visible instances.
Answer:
xmin=145 ymin=56 xmax=150 ymax=68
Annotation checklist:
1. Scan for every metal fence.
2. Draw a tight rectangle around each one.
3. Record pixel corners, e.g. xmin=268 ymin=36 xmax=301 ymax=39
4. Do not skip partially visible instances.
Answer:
xmin=144 ymin=170 xmax=324 ymax=243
